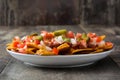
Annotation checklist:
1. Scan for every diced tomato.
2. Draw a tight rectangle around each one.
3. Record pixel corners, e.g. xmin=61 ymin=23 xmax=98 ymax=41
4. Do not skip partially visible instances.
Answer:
xmin=79 ymin=40 xmax=87 ymax=48
xmin=76 ymin=33 xmax=82 ymax=38
xmin=96 ymin=37 xmax=102 ymax=42
xmin=87 ymin=33 xmax=96 ymax=38
xmin=44 ymin=40 xmax=52 ymax=46
xmin=50 ymin=39 xmax=60 ymax=47
xmin=17 ymin=43 xmax=25 ymax=48
xmin=47 ymin=33 xmax=54 ymax=38
xmin=24 ymin=36 xmax=33 ymax=43
xmin=34 ymin=39 xmax=40 ymax=44
xmin=89 ymin=38 xmax=93 ymax=42
xmin=13 ymin=41 xmax=19 ymax=47
xmin=52 ymin=48 xmax=59 ymax=55
xmin=43 ymin=33 xmax=54 ymax=40
xmin=66 ymin=31 xmax=74 ymax=38
xmin=105 ymin=42 xmax=113 ymax=47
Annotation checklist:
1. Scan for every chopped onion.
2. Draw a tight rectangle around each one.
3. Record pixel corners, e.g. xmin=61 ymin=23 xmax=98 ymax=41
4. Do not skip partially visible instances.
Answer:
xmin=40 ymin=40 xmax=45 ymax=45
xmin=55 ymin=36 xmax=64 ymax=44
xmin=23 ymin=45 xmax=27 ymax=49
xmin=70 ymin=38 xmax=77 ymax=45
xmin=41 ymin=33 xmax=45 ymax=37
xmin=21 ymin=36 xmax=26 ymax=40
xmin=90 ymin=38 xmax=97 ymax=45
xmin=98 ymin=41 xmax=105 ymax=47
xmin=46 ymin=46 xmax=52 ymax=51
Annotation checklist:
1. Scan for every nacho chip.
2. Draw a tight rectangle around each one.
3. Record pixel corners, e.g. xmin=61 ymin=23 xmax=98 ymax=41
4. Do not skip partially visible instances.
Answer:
xmin=57 ymin=43 xmax=70 ymax=51
xmin=72 ymin=48 xmax=94 ymax=54
xmin=26 ymin=43 xmax=40 ymax=49
xmin=104 ymin=42 xmax=113 ymax=50
xmin=26 ymin=48 xmax=37 ymax=54
xmin=91 ymin=49 xmax=104 ymax=53
xmin=36 ymin=49 xmax=54 ymax=56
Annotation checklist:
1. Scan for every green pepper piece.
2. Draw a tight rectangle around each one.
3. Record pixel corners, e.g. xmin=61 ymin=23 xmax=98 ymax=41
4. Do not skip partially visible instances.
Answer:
xmin=81 ymin=33 xmax=89 ymax=42
xmin=81 ymin=33 xmax=86 ymax=39
xmin=77 ymin=38 xmax=82 ymax=41
xmin=36 ymin=35 xmax=43 ymax=41
xmin=63 ymin=38 xmax=70 ymax=42
xmin=53 ymin=29 xmax=67 ymax=36
xmin=86 ymin=37 xmax=90 ymax=42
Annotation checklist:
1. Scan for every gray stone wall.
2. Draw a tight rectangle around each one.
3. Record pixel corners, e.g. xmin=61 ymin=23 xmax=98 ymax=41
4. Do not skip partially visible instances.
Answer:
xmin=0 ymin=0 xmax=120 ymax=26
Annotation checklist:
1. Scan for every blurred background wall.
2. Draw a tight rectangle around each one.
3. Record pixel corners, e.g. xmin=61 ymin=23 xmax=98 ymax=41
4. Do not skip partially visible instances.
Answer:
xmin=0 ymin=0 xmax=120 ymax=26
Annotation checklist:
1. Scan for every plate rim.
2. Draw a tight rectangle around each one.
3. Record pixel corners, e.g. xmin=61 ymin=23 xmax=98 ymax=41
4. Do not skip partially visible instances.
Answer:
xmin=24 ymin=62 xmax=95 ymax=68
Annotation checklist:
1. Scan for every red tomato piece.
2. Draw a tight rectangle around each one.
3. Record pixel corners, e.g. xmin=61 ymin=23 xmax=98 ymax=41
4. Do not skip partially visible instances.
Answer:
xmin=17 ymin=43 xmax=25 ymax=48
xmin=44 ymin=39 xmax=53 ymax=46
xmin=89 ymin=38 xmax=93 ymax=42
xmin=34 ymin=40 xmax=40 ymax=44
xmin=76 ymin=33 xmax=82 ymax=38
xmin=96 ymin=37 xmax=102 ymax=42
xmin=52 ymin=48 xmax=59 ymax=55
xmin=87 ymin=33 xmax=96 ymax=38
xmin=13 ymin=41 xmax=19 ymax=47
xmin=67 ymin=31 xmax=74 ymax=38
xmin=44 ymin=33 xmax=54 ymax=40
xmin=47 ymin=33 xmax=54 ymax=38
xmin=79 ymin=40 xmax=87 ymax=48
xmin=105 ymin=42 xmax=113 ymax=47
xmin=25 ymin=36 xmax=32 ymax=42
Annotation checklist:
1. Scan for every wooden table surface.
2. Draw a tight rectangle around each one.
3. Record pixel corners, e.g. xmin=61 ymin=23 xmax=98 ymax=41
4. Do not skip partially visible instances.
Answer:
xmin=0 ymin=25 xmax=120 ymax=80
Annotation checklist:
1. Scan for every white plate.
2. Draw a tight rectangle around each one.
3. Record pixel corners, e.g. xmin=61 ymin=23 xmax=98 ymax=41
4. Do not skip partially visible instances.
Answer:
xmin=6 ymin=49 xmax=113 ymax=67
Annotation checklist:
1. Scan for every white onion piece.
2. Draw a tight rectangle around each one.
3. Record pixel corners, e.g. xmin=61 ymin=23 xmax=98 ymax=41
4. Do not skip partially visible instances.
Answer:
xmin=70 ymin=38 xmax=77 ymax=45
xmin=55 ymin=36 xmax=64 ymax=44
xmin=40 ymin=40 xmax=45 ymax=45
xmin=14 ymin=36 xmax=20 ymax=40
xmin=98 ymin=41 xmax=105 ymax=47
xmin=46 ymin=46 xmax=52 ymax=51
xmin=90 ymin=38 xmax=97 ymax=45
xmin=41 ymin=33 xmax=45 ymax=37
xmin=21 ymin=36 xmax=26 ymax=40
xmin=23 ymin=45 xmax=27 ymax=49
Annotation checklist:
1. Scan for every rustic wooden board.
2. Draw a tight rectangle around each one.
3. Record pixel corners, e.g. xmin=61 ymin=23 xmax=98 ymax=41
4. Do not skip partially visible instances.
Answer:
xmin=0 ymin=41 xmax=12 ymax=73
xmin=0 ymin=56 xmax=12 ymax=73
xmin=0 ymin=0 xmax=120 ymax=25
xmin=0 ymin=57 xmax=120 ymax=80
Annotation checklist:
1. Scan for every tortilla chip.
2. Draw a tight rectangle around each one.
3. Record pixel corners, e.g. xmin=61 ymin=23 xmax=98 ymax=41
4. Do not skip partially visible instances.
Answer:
xmin=57 ymin=43 xmax=70 ymax=51
xmin=104 ymin=45 xmax=113 ymax=50
xmin=36 ymin=49 xmax=54 ymax=56
xmin=26 ymin=48 xmax=37 ymax=54
xmin=72 ymin=48 xmax=94 ymax=54
xmin=26 ymin=43 xmax=40 ymax=49
xmin=90 ymin=49 xmax=104 ymax=54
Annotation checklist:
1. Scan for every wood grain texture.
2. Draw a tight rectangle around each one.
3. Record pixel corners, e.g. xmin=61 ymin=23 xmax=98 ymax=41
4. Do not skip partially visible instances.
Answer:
xmin=0 ymin=57 xmax=120 ymax=80
xmin=0 ymin=0 xmax=120 ymax=25
xmin=8 ymin=0 xmax=80 ymax=25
